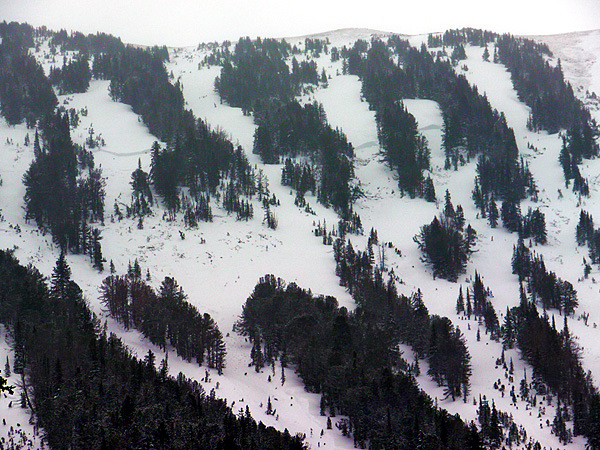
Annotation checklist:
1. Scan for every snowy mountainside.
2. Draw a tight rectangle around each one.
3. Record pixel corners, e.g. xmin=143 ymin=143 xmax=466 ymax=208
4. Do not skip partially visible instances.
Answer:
xmin=0 ymin=27 xmax=599 ymax=448
xmin=534 ymin=30 xmax=600 ymax=108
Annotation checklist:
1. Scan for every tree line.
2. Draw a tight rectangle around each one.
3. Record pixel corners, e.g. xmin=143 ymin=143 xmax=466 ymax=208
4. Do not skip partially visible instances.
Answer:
xmin=511 ymin=239 xmax=578 ymax=314
xmin=214 ymin=37 xmax=321 ymax=114
xmin=253 ymin=100 xmax=355 ymax=214
xmin=100 ymin=265 xmax=226 ymax=374
xmin=23 ymin=110 xmax=105 ymax=269
xmin=414 ymin=191 xmax=477 ymax=281
xmin=0 ymin=22 xmax=57 ymax=127
xmin=0 ymin=250 xmax=306 ymax=449
xmin=502 ymin=286 xmax=600 ymax=447
xmin=343 ymin=37 xmax=535 ymax=205
xmin=237 ymin=274 xmax=477 ymax=448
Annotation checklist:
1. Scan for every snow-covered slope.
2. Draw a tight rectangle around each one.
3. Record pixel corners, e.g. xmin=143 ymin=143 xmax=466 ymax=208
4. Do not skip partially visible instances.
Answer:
xmin=0 ymin=28 xmax=599 ymax=448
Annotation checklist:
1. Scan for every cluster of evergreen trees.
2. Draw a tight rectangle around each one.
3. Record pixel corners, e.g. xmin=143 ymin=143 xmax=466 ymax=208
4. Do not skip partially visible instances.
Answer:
xmin=333 ymin=230 xmax=472 ymax=399
xmin=559 ymin=119 xmax=598 ymax=196
xmin=48 ymin=28 xmax=125 ymax=55
xmin=495 ymin=33 xmax=599 ymax=198
xmin=253 ymin=100 xmax=355 ymax=214
xmin=573 ymin=209 xmax=600 ymax=270
xmin=214 ymin=37 xmax=321 ymax=113
xmin=343 ymin=37 xmax=534 ymax=204
xmin=303 ymin=38 xmax=329 ymax=57
xmin=48 ymin=55 xmax=91 ymax=94
xmin=502 ymin=288 xmax=600 ymax=447
xmin=212 ymin=37 xmax=354 ymax=215
xmin=473 ymin=180 xmax=547 ymax=242
xmin=128 ymin=159 xmax=154 ymax=218
xmin=23 ymin=111 xmax=105 ymax=268
xmin=511 ymin=239 xmax=578 ymax=314
xmin=427 ymin=28 xmax=497 ymax=48
xmin=149 ymin=133 xmax=255 ymax=219
xmin=375 ymin=101 xmax=431 ymax=198
xmin=0 ymin=250 xmax=306 ymax=449
xmin=93 ymin=45 xmax=181 ymax=142
xmin=281 ymin=158 xmax=316 ymax=195
xmin=100 ymin=266 xmax=226 ymax=374
xmin=431 ymin=28 xmax=598 ymax=200
xmin=31 ymin=26 xmax=261 ymax=227
xmin=494 ymin=34 xmax=585 ymax=133
xmin=0 ymin=22 xmax=57 ymax=126
xmin=237 ymin=275 xmax=477 ymax=448
xmin=473 ymin=156 xmax=536 ymax=205
xmin=456 ymin=273 xmax=501 ymax=339
xmin=414 ymin=191 xmax=476 ymax=281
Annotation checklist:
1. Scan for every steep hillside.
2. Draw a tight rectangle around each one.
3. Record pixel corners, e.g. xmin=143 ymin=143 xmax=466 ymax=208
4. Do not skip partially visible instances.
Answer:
xmin=0 ymin=25 xmax=599 ymax=449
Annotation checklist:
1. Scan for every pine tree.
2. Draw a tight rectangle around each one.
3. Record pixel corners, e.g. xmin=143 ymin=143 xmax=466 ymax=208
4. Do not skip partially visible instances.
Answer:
xmin=482 ymin=45 xmax=490 ymax=61
xmin=456 ymin=286 xmax=465 ymax=314
xmin=51 ymin=252 xmax=72 ymax=301
xmin=4 ymin=356 xmax=10 ymax=378
xmin=213 ymin=328 xmax=226 ymax=375
xmin=422 ymin=176 xmax=436 ymax=202
xmin=251 ymin=334 xmax=264 ymax=372
xmin=488 ymin=197 xmax=499 ymax=228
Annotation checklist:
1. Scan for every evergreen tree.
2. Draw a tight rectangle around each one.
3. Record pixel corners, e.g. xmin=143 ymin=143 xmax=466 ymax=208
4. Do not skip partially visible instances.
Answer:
xmin=488 ymin=197 xmax=499 ymax=228
xmin=456 ymin=286 xmax=465 ymax=314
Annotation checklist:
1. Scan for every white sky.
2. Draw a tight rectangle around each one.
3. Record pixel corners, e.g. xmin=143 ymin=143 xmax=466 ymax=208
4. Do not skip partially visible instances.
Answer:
xmin=1 ymin=0 xmax=600 ymax=47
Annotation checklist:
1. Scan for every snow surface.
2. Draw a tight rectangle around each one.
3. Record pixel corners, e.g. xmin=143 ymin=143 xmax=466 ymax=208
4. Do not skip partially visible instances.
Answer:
xmin=0 ymin=29 xmax=599 ymax=448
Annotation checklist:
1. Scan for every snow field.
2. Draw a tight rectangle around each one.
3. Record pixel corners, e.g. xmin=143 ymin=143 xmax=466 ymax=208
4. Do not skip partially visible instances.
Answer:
xmin=0 ymin=29 xmax=599 ymax=448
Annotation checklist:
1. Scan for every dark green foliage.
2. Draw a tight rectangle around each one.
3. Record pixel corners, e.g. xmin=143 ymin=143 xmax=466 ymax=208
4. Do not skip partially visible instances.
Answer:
xmin=223 ymin=180 xmax=253 ymax=220
xmin=422 ymin=176 xmax=436 ymax=202
xmin=281 ymin=158 xmax=316 ymax=195
xmin=237 ymin=275 xmax=475 ymax=448
xmin=0 ymin=250 xmax=305 ymax=449
xmin=428 ymin=28 xmax=498 ymax=48
xmin=0 ymin=22 xmax=57 ymax=126
xmin=450 ymin=44 xmax=467 ymax=62
xmin=468 ymin=273 xmax=500 ymax=340
xmin=100 ymin=272 xmax=226 ymax=374
xmin=263 ymin=202 xmax=278 ymax=230
xmin=376 ymin=101 xmax=430 ymax=198
xmin=520 ymin=207 xmax=547 ymax=244
xmin=503 ymin=294 xmax=600 ymax=447
xmin=96 ymin=45 xmax=183 ymax=142
xmin=501 ymin=199 xmax=521 ymax=232
xmin=572 ymin=211 xmax=600 ymax=269
xmin=150 ymin=132 xmax=255 ymax=218
xmin=23 ymin=111 xmax=105 ymax=263
xmin=487 ymin=197 xmax=499 ymax=227
xmin=476 ymin=156 xmax=536 ymax=205
xmin=49 ymin=28 xmax=125 ymax=55
xmin=495 ymin=34 xmax=594 ymax=135
xmin=511 ymin=240 xmax=578 ymax=314
xmin=303 ymin=38 xmax=328 ymax=57
xmin=94 ymin=39 xmax=248 ymax=210
xmin=414 ymin=195 xmax=476 ymax=281
xmin=333 ymin=237 xmax=471 ymax=389
xmin=559 ymin=119 xmax=597 ymax=196
xmin=129 ymin=159 xmax=153 ymax=217
xmin=427 ymin=317 xmax=471 ymax=400
xmin=214 ymin=37 xmax=314 ymax=113
xmin=254 ymin=101 xmax=354 ymax=214
xmin=347 ymin=37 xmax=534 ymax=203
xmin=48 ymin=54 xmax=91 ymax=94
